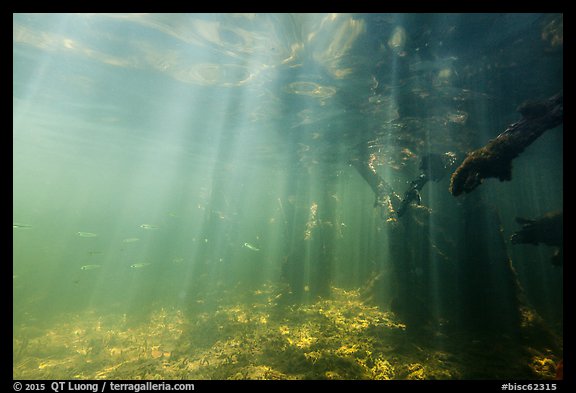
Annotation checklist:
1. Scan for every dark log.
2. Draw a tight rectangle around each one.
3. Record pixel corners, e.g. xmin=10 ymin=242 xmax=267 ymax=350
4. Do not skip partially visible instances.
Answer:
xmin=397 ymin=152 xmax=458 ymax=217
xmin=511 ymin=210 xmax=563 ymax=265
xmin=349 ymin=157 xmax=399 ymax=221
xmin=450 ymin=93 xmax=563 ymax=196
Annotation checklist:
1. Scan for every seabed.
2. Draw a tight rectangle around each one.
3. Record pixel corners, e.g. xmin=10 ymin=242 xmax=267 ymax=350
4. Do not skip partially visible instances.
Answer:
xmin=13 ymin=285 xmax=559 ymax=380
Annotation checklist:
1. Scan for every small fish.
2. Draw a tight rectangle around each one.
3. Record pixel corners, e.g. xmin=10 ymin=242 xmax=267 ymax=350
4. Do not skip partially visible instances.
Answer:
xmin=122 ymin=238 xmax=140 ymax=243
xmin=80 ymin=264 xmax=101 ymax=270
xmin=130 ymin=263 xmax=151 ymax=269
xmin=88 ymin=251 xmax=103 ymax=256
xmin=140 ymin=224 xmax=159 ymax=230
xmin=77 ymin=232 xmax=98 ymax=238
xmin=243 ymin=242 xmax=260 ymax=252
xmin=13 ymin=223 xmax=32 ymax=229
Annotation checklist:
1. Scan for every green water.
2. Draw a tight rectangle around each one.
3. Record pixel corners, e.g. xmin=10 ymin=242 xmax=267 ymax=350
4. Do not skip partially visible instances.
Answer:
xmin=13 ymin=13 xmax=562 ymax=380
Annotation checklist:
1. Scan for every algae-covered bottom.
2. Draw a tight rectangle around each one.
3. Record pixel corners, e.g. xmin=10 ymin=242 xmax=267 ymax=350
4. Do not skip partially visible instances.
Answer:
xmin=13 ymin=286 xmax=559 ymax=380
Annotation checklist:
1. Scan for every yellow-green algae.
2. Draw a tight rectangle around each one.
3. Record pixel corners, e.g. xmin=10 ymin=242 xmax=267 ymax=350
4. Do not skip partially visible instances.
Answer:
xmin=13 ymin=284 xmax=560 ymax=380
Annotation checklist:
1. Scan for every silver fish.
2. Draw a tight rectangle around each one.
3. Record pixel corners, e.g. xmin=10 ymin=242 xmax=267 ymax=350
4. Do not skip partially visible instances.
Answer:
xmin=122 ymin=238 xmax=140 ymax=243
xmin=140 ymin=224 xmax=159 ymax=230
xmin=130 ymin=263 xmax=151 ymax=269
xmin=80 ymin=264 xmax=101 ymax=270
xmin=77 ymin=232 xmax=98 ymax=238
xmin=13 ymin=223 xmax=32 ymax=229
xmin=243 ymin=242 xmax=260 ymax=252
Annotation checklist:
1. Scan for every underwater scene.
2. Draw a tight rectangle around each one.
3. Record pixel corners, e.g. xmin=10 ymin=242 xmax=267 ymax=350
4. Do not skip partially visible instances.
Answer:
xmin=13 ymin=13 xmax=563 ymax=380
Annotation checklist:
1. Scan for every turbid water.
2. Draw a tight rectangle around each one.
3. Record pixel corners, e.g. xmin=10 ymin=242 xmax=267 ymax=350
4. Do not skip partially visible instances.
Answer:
xmin=13 ymin=13 xmax=562 ymax=380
